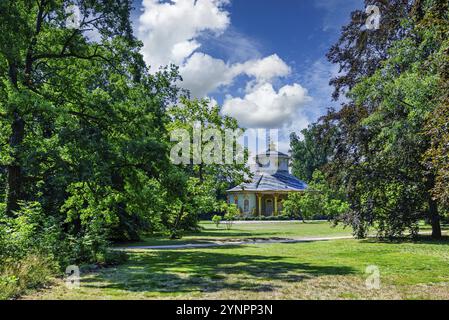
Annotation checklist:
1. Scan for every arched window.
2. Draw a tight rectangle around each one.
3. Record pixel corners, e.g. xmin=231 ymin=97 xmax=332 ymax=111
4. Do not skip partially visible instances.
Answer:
xmin=244 ymin=199 xmax=249 ymax=213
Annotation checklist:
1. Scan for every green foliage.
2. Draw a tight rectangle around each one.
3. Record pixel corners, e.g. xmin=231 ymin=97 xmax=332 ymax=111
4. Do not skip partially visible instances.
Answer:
xmin=222 ymin=203 xmax=239 ymax=230
xmin=422 ymin=1 xmax=449 ymax=210
xmin=0 ymin=253 xmax=57 ymax=300
xmin=283 ymin=171 xmax=349 ymax=222
xmin=0 ymin=202 xmax=63 ymax=262
xmin=0 ymin=201 xmax=61 ymax=299
xmin=0 ymin=1 xmax=246 ymax=299
xmin=165 ymin=98 xmax=249 ymax=236
xmin=282 ymin=193 xmax=303 ymax=220
xmin=0 ymin=1 xmax=249 ymax=257
xmin=290 ymin=123 xmax=336 ymax=182
xmin=326 ymin=0 xmax=413 ymax=100
xmin=296 ymin=0 xmax=449 ymax=239
xmin=212 ymin=215 xmax=222 ymax=228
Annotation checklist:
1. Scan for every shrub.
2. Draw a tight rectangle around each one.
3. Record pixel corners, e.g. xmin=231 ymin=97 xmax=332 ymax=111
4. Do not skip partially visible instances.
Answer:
xmin=0 ymin=201 xmax=126 ymax=300
xmin=283 ymin=171 xmax=349 ymax=223
xmin=222 ymin=204 xmax=239 ymax=230
xmin=212 ymin=215 xmax=222 ymax=228
xmin=0 ymin=253 xmax=57 ymax=300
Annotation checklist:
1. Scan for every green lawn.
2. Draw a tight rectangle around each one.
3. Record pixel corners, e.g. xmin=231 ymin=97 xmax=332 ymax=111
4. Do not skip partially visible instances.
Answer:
xmin=115 ymin=221 xmax=352 ymax=247
xmin=25 ymin=221 xmax=449 ymax=300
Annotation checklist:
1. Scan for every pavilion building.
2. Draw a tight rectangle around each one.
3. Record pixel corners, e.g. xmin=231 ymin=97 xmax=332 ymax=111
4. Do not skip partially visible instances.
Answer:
xmin=227 ymin=149 xmax=308 ymax=217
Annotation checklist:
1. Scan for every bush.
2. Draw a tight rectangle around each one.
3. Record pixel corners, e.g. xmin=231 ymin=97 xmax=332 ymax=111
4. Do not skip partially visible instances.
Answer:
xmin=212 ymin=215 xmax=222 ymax=228
xmin=0 ymin=254 xmax=57 ymax=300
xmin=0 ymin=202 xmax=63 ymax=299
xmin=221 ymin=204 xmax=239 ymax=230
xmin=0 ymin=201 xmax=126 ymax=300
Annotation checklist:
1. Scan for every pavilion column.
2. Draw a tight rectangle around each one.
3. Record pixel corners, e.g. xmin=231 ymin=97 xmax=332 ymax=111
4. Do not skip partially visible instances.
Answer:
xmin=258 ymin=194 xmax=262 ymax=217
xmin=274 ymin=195 xmax=278 ymax=216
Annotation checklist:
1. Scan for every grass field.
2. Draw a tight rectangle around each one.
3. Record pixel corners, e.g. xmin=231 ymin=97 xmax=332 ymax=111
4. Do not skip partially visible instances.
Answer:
xmin=115 ymin=221 xmax=353 ymax=247
xmin=25 ymin=221 xmax=449 ymax=300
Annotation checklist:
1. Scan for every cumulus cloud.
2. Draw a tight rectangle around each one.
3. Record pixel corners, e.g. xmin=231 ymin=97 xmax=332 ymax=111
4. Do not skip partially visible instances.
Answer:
xmin=180 ymin=53 xmax=292 ymax=97
xmin=222 ymin=82 xmax=311 ymax=128
xmin=236 ymin=54 xmax=291 ymax=81
xmin=179 ymin=52 xmax=236 ymax=97
xmin=137 ymin=0 xmax=314 ymax=131
xmin=139 ymin=0 xmax=230 ymax=70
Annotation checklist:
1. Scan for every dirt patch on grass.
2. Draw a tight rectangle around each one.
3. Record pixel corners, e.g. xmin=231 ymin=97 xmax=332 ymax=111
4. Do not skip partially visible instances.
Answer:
xmin=202 ymin=275 xmax=449 ymax=300
xmin=23 ymin=270 xmax=449 ymax=300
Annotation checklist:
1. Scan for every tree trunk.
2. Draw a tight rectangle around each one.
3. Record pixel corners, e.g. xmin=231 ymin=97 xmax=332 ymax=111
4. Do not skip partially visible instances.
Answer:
xmin=429 ymin=197 xmax=442 ymax=239
xmin=111 ymin=172 xmax=140 ymax=241
xmin=425 ymin=173 xmax=442 ymax=239
xmin=6 ymin=112 xmax=25 ymax=215
xmin=170 ymin=204 xmax=184 ymax=239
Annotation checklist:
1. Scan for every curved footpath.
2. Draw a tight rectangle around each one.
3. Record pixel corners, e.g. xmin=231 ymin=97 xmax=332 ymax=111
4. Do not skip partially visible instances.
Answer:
xmin=115 ymin=235 xmax=353 ymax=251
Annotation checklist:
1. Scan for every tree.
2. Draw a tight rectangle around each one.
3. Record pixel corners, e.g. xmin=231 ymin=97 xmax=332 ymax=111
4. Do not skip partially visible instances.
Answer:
xmin=293 ymin=0 xmax=449 ymax=239
xmin=222 ymin=203 xmax=239 ymax=230
xmin=342 ymin=0 xmax=448 ymax=238
xmin=165 ymin=98 xmax=249 ymax=236
xmin=168 ymin=97 xmax=249 ymax=192
xmin=327 ymin=0 xmax=413 ymax=100
xmin=282 ymin=193 xmax=305 ymax=221
xmin=283 ymin=171 xmax=349 ymax=223
xmin=0 ymin=1 xmax=183 ymax=252
xmin=212 ymin=215 xmax=222 ymax=228
xmin=290 ymin=123 xmax=336 ymax=182
xmin=0 ymin=0 xmax=137 ymax=215
xmin=423 ymin=0 xmax=449 ymax=212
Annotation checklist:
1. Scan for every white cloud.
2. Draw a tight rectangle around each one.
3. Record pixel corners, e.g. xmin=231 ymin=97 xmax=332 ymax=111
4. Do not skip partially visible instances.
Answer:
xmin=222 ymin=82 xmax=311 ymax=128
xmin=203 ymin=28 xmax=262 ymax=63
xmin=236 ymin=54 xmax=291 ymax=81
xmin=137 ymin=0 xmax=315 ymax=132
xmin=139 ymin=0 xmax=230 ymax=70
xmin=180 ymin=52 xmax=237 ymax=97
xmin=180 ymin=53 xmax=292 ymax=98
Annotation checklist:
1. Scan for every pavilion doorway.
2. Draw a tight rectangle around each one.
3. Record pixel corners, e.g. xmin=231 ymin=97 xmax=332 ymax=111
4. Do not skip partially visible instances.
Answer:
xmin=265 ymin=198 xmax=273 ymax=216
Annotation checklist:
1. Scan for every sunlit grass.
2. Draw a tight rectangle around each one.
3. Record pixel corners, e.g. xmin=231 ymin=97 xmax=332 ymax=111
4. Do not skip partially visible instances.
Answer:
xmin=26 ymin=236 xmax=449 ymax=300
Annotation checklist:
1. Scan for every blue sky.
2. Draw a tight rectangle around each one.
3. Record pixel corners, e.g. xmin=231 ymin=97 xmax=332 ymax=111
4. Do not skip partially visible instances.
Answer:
xmin=130 ymin=0 xmax=363 ymax=151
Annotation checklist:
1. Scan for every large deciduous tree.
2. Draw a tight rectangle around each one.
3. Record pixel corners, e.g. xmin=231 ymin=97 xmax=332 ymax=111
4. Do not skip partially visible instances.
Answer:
xmin=291 ymin=0 xmax=448 ymax=238
xmin=290 ymin=123 xmax=336 ymax=182
xmin=0 ymin=1 xmax=184 ymax=246
xmin=166 ymin=98 xmax=250 ymax=237
xmin=0 ymin=0 xmax=135 ymax=215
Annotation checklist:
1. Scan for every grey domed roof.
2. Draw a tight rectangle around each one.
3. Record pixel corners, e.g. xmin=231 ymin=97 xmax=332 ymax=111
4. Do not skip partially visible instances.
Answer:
xmin=227 ymin=171 xmax=307 ymax=192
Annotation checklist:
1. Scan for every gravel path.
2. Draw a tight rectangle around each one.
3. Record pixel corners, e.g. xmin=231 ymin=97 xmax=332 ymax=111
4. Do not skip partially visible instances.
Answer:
xmin=227 ymin=220 xmax=322 ymax=224
xmin=116 ymin=235 xmax=353 ymax=251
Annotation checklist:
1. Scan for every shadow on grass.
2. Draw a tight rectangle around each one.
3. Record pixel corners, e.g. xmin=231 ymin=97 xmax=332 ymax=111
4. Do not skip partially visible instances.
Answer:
xmin=116 ymin=230 xmax=288 ymax=247
xmin=81 ymin=248 xmax=356 ymax=295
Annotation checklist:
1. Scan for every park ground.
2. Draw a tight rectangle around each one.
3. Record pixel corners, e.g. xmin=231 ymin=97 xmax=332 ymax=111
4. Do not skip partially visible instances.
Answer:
xmin=24 ymin=221 xmax=449 ymax=300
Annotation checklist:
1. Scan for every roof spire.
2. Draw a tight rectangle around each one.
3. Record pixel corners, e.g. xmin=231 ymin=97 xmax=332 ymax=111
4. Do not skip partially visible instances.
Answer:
xmin=268 ymin=139 xmax=277 ymax=152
